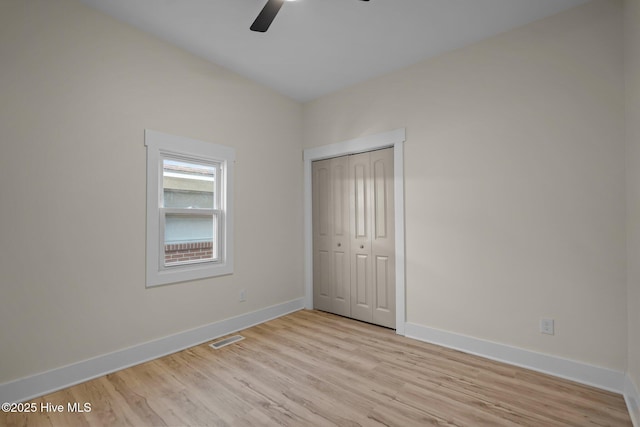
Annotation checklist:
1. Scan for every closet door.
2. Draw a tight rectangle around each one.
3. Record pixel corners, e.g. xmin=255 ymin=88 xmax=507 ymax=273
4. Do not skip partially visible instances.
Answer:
xmin=330 ymin=156 xmax=351 ymax=316
xmin=349 ymin=148 xmax=395 ymax=328
xmin=349 ymin=152 xmax=374 ymax=323
xmin=312 ymin=159 xmax=332 ymax=313
xmin=312 ymin=157 xmax=351 ymax=316
xmin=370 ymin=148 xmax=395 ymax=328
xmin=314 ymin=148 xmax=395 ymax=329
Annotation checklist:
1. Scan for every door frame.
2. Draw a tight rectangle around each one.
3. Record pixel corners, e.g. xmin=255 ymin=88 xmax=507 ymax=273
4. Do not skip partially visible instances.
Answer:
xmin=303 ymin=128 xmax=406 ymax=335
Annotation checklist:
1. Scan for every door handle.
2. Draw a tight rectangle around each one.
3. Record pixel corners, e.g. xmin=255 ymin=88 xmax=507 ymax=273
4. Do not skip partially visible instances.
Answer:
xmin=337 ymin=243 xmax=341 ymax=247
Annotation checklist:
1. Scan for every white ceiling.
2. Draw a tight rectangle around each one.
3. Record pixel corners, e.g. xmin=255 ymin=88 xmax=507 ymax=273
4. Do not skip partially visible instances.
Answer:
xmin=79 ymin=0 xmax=590 ymax=102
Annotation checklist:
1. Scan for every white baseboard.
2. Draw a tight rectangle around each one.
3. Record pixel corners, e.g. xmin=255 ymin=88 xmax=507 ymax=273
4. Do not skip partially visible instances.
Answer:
xmin=625 ymin=374 xmax=640 ymax=427
xmin=0 ymin=298 xmax=305 ymax=404
xmin=404 ymin=322 xmax=625 ymax=394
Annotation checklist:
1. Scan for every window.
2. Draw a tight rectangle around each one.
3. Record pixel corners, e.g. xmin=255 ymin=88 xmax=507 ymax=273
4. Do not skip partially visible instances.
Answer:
xmin=162 ymin=158 xmax=219 ymax=266
xmin=145 ymin=130 xmax=234 ymax=287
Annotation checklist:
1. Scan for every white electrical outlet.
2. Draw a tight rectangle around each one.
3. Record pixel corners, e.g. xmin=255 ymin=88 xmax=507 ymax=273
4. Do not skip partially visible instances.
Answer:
xmin=239 ymin=289 xmax=247 ymax=302
xmin=540 ymin=318 xmax=554 ymax=335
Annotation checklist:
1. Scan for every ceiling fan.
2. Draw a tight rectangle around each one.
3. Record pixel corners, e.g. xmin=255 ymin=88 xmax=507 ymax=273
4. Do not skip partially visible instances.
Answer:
xmin=250 ymin=0 xmax=370 ymax=33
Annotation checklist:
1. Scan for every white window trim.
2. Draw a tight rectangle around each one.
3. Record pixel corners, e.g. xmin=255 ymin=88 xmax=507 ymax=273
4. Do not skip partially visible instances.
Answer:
xmin=145 ymin=129 xmax=235 ymax=287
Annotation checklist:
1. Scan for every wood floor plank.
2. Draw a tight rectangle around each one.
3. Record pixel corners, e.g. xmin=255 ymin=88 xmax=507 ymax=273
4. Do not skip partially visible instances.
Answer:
xmin=1 ymin=310 xmax=632 ymax=426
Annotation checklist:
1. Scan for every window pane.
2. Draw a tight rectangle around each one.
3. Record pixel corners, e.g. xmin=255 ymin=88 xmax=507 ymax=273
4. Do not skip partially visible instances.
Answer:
xmin=164 ymin=213 xmax=217 ymax=266
xmin=163 ymin=159 xmax=215 ymax=209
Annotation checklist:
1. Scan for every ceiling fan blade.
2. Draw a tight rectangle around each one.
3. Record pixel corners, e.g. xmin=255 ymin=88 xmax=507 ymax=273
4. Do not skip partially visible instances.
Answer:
xmin=250 ymin=0 xmax=285 ymax=32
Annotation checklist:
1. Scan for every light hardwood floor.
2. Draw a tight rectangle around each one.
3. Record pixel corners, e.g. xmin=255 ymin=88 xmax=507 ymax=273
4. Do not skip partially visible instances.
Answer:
xmin=2 ymin=310 xmax=631 ymax=426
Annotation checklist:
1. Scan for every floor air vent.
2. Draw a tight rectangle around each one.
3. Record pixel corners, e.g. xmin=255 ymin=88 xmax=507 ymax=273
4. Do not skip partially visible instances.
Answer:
xmin=210 ymin=335 xmax=244 ymax=350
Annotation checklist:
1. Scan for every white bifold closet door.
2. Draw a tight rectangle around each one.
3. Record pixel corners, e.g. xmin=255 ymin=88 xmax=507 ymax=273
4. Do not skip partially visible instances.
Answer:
xmin=312 ymin=148 xmax=395 ymax=329
xmin=312 ymin=155 xmax=352 ymax=318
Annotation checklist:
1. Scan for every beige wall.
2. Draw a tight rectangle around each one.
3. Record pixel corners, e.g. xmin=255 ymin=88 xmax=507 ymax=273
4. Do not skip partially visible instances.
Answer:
xmin=304 ymin=0 xmax=627 ymax=370
xmin=625 ymin=0 xmax=640 ymax=394
xmin=0 ymin=0 xmax=303 ymax=383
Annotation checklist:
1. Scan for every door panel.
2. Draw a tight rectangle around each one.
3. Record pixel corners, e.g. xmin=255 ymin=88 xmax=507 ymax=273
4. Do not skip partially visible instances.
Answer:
xmin=332 ymin=162 xmax=348 ymax=237
xmin=331 ymin=245 xmax=350 ymax=316
xmin=375 ymin=255 xmax=390 ymax=310
xmin=353 ymin=163 xmax=368 ymax=238
xmin=349 ymin=152 xmax=373 ymax=322
xmin=330 ymin=156 xmax=351 ymax=316
xmin=351 ymin=253 xmax=372 ymax=323
xmin=317 ymin=167 xmax=330 ymax=237
xmin=318 ymin=250 xmax=331 ymax=299
xmin=371 ymin=148 xmax=395 ymax=328
xmin=355 ymin=254 xmax=368 ymax=305
xmin=312 ymin=159 xmax=332 ymax=312
xmin=312 ymin=156 xmax=351 ymax=317
xmin=373 ymin=159 xmax=388 ymax=239
xmin=373 ymin=254 xmax=394 ymax=328
xmin=333 ymin=251 xmax=347 ymax=301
